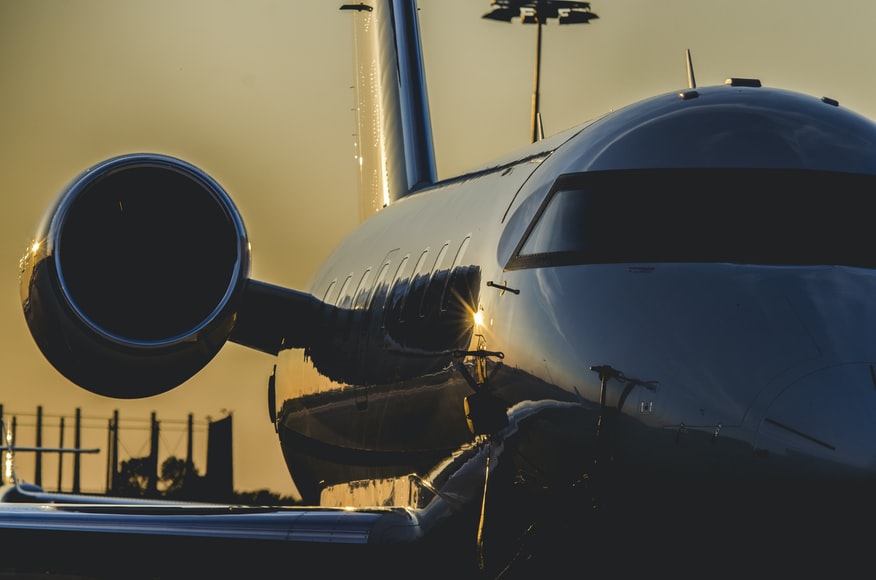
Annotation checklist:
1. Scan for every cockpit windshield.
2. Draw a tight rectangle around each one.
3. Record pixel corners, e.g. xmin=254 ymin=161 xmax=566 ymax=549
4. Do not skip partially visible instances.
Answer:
xmin=506 ymin=168 xmax=876 ymax=270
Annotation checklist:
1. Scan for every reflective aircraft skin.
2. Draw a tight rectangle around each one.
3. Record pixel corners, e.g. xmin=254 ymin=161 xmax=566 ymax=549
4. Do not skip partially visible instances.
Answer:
xmin=5 ymin=0 xmax=876 ymax=577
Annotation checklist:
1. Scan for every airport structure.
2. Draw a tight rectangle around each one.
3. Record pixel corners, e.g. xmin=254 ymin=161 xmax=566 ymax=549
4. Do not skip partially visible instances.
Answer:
xmin=482 ymin=0 xmax=599 ymax=142
xmin=0 ymin=404 xmax=233 ymax=501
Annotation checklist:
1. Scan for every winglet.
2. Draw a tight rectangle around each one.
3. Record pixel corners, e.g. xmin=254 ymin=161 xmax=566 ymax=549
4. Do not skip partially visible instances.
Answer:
xmin=686 ymin=49 xmax=697 ymax=89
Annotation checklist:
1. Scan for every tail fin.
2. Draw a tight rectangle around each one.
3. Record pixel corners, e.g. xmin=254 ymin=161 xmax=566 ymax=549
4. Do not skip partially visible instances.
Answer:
xmin=342 ymin=0 xmax=437 ymax=222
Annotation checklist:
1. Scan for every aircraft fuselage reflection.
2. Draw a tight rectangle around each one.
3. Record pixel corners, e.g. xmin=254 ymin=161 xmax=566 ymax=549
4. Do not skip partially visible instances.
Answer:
xmin=273 ymin=84 xmax=876 ymax=507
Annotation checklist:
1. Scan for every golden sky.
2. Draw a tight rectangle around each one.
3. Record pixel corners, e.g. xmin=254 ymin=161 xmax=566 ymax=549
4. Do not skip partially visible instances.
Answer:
xmin=1 ymin=0 xmax=875 ymax=496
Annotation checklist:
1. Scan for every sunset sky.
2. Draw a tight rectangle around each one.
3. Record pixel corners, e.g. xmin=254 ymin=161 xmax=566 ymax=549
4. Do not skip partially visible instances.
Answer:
xmin=1 ymin=0 xmax=875 ymax=497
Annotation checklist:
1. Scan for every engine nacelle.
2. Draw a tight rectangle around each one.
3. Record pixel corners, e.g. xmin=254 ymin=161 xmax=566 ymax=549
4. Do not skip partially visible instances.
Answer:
xmin=19 ymin=153 xmax=251 ymax=398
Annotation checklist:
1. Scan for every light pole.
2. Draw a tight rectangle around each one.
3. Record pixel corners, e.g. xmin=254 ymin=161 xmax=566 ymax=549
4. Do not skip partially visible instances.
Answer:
xmin=483 ymin=1 xmax=598 ymax=143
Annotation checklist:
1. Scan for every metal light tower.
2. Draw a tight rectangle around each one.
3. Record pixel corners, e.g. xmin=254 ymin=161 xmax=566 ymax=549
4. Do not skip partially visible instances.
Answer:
xmin=483 ymin=1 xmax=598 ymax=143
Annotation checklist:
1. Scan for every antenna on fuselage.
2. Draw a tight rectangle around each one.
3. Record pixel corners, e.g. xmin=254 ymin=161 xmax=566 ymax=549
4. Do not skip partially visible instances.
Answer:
xmin=686 ymin=48 xmax=697 ymax=89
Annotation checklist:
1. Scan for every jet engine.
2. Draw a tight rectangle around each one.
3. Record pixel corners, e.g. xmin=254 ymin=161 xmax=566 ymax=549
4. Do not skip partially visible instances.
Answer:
xmin=19 ymin=154 xmax=251 ymax=398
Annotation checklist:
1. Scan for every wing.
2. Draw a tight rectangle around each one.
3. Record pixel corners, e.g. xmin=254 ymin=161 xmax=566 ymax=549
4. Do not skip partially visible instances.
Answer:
xmin=0 ymin=433 xmax=501 ymax=579
xmin=0 ymin=485 xmax=433 ymax=578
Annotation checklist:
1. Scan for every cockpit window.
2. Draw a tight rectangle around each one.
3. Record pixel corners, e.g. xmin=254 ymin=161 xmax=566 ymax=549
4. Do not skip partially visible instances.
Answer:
xmin=519 ymin=189 xmax=591 ymax=257
xmin=506 ymin=168 xmax=876 ymax=270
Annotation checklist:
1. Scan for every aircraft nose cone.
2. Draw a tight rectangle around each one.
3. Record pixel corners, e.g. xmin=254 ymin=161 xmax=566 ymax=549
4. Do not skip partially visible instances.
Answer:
xmin=756 ymin=363 xmax=876 ymax=478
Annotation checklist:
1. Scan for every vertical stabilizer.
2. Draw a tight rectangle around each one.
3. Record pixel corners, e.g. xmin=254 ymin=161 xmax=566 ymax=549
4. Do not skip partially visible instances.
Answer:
xmin=343 ymin=0 xmax=436 ymax=222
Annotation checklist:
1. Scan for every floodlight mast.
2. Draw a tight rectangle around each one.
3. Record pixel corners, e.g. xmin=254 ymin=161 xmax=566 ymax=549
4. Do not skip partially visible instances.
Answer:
xmin=483 ymin=1 xmax=599 ymax=143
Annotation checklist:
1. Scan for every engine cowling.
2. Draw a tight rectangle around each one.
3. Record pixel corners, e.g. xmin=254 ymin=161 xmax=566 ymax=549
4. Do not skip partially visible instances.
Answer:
xmin=19 ymin=153 xmax=251 ymax=398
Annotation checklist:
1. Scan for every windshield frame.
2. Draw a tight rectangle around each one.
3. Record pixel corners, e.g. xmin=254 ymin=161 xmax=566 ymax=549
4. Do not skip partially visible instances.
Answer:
xmin=505 ymin=168 xmax=876 ymax=271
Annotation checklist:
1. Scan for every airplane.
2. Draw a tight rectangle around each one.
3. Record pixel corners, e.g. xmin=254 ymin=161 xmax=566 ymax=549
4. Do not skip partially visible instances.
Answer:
xmin=4 ymin=0 xmax=876 ymax=576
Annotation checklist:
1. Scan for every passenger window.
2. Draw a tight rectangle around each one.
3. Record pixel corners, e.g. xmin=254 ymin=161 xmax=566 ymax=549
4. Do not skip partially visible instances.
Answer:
xmin=369 ymin=261 xmax=391 ymax=310
xmin=441 ymin=236 xmax=471 ymax=311
xmin=391 ymin=256 xmax=410 ymax=289
xmin=419 ymin=243 xmax=449 ymax=317
xmin=352 ymin=269 xmax=372 ymax=310
xmin=398 ymin=249 xmax=429 ymax=322
xmin=382 ymin=255 xmax=409 ymax=330
xmin=336 ymin=274 xmax=353 ymax=308
xmin=322 ymin=280 xmax=337 ymax=304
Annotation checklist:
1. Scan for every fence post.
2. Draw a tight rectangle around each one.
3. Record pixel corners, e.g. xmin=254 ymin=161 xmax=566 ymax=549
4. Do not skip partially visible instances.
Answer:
xmin=148 ymin=412 xmax=159 ymax=497
xmin=35 ymin=406 xmax=43 ymax=487
xmin=73 ymin=408 xmax=82 ymax=493
xmin=57 ymin=416 xmax=64 ymax=492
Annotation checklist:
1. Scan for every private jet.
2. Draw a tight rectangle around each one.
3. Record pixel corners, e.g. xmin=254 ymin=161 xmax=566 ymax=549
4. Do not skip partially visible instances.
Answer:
xmin=4 ymin=0 xmax=876 ymax=576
